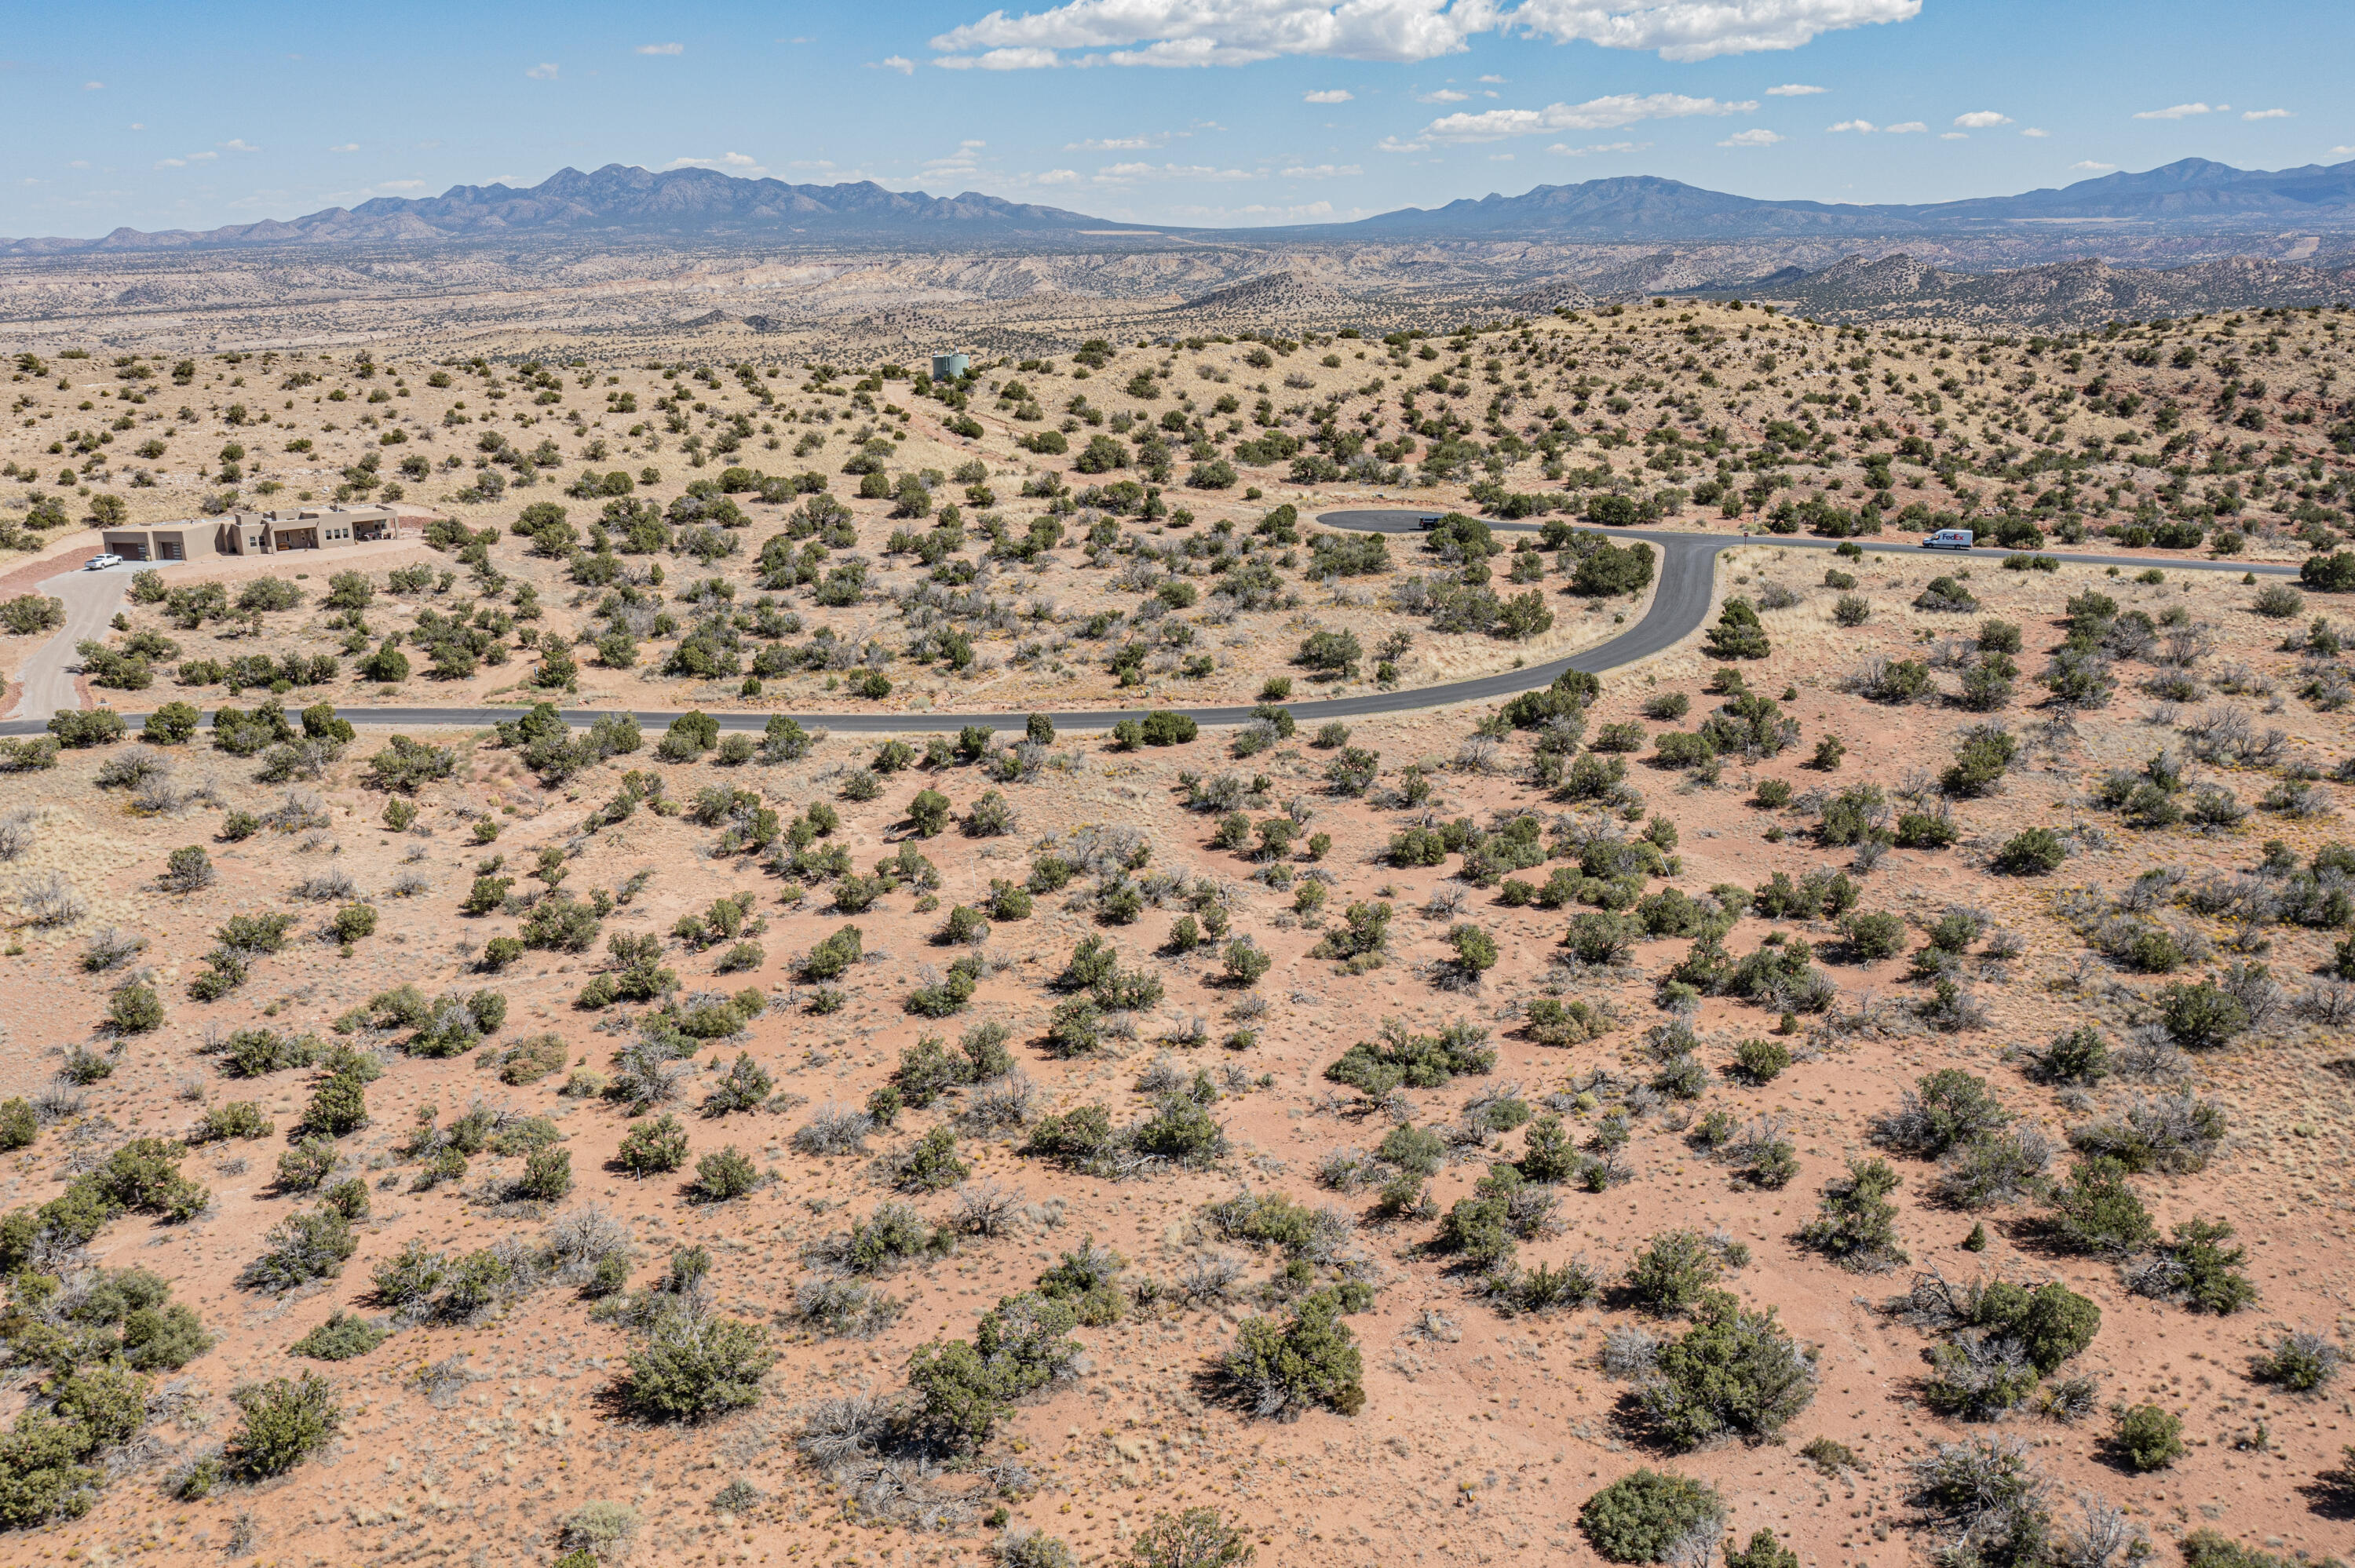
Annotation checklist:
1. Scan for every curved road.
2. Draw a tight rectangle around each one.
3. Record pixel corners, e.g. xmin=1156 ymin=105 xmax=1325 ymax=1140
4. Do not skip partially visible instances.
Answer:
xmin=2 ymin=560 xmax=137 ymax=724
xmin=0 ymin=514 xmax=2302 ymax=738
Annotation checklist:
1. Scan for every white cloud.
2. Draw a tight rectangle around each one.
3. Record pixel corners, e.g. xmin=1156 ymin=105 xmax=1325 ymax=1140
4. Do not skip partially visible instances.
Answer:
xmin=526 ymin=62 xmax=559 ymax=79
xmin=924 ymin=139 xmax=990 ymax=179
xmin=872 ymin=54 xmax=916 ymax=74
xmin=2021 ymin=126 xmax=2047 ymax=137
xmin=1952 ymin=110 xmax=2010 ymax=128
xmin=928 ymin=0 xmax=1919 ymax=70
xmin=1512 ymin=0 xmax=1920 ymax=60
xmin=2331 ymin=145 xmax=2355 ymax=158
xmin=1718 ymin=127 xmax=1783 ymax=146
xmin=1417 ymin=88 xmax=1468 ymax=102
xmin=1033 ymin=168 xmax=1082 ymax=184
xmin=635 ymin=42 xmax=684 ymax=55
xmin=1546 ymin=139 xmax=1648 ymax=155
xmin=1375 ymin=135 xmax=1430 ymax=153
xmin=378 ymin=180 xmax=426 ymax=191
xmin=1168 ymin=198 xmax=1342 ymax=221
xmin=129 ymin=123 xmax=144 ymax=131
xmin=669 ymin=152 xmax=770 ymax=177
xmin=81 ymin=80 xmax=104 ymax=90
xmin=1827 ymin=119 xmax=1874 ymax=133
xmin=1094 ymin=161 xmax=1259 ymax=182
xmin=1108 ymin=38 xmax=1280 ymax=65
xmin=1426 ymin=91 xmax=1754 ymax=141
xmin=152 ymin=158 xmax=185 ymax=170
xmin=221 ymin=139 xmax=261 ymax=152
xmin=2132 ymin=102 xmax=2211 ymax=120
xmin=188 ymin=151 xmax=217 ymax=162
xmin=1304 ymin=88 xmax=1353 ymax=102
xmin=2242 ymin=108 xmax=2291 ymax=120
xmin=1068 ymin=134 xmax=1174 ymax=150
xmin=1884 ymin=121 xmax=1925 ymax=133
xmin=932 ymin=0 xmax=1489 ymax=65
xmin=1279 ymin=162 xmax=1363 ymax=177
xmin=1478 ymin=73 xmax=1505 ymax=82
xmin=1766 ymin=82 xmax=1826 ymax=96
xmin=1940 ymin=131 xmax=1966 ymax=140
xmin=935 ymin=46 xmax=1063 ymax=67
xmin=2071 ymin=161 xmax=2116 ymax=171
xmin=329 ymin=142 xmax=359 ymax=152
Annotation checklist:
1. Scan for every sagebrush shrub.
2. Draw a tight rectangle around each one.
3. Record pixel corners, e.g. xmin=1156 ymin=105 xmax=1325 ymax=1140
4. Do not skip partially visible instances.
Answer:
xmin=1638 ymin=1291 xmax=1816 ymax=1448
xmin=692 ymin=1147 xmax=761 ymax=1202
xmin=1800 ymin=1159 xmax=1909 ymax=1272
xmin=228 ymin=1372 xmax=341 ymax=1476
xmin=2068 ymin=1090 xmax=2225 ymax=1174
xmin=1910 ymin=1438 xmax=2051 ymax=1568
xmin=2250 ymin=1328 xmax=2342 ymax=1392
xmin=1875 ymin=1070 xmax=2010 ymax=1158
xmin=615 ymin=1114 xmax=689 ymax=1175
xmin=1623 ymin=1230 xmax=1722 ymax=1315
xmin=1225 ymin=1287 xmax=1366 ymax=1417
xmin=290 ymin=1310 xmax=389 ymax=1362
xmin=2043 ymin=1158 xmax=2157 ymax=1257
xmin=2112 ymin=1402 xmax=2185 ymax=1471
xmin=274 ymin=1136 xmax=338 ymax=1192
xmin=242 ymin=1209 xmax=356 ymax=1292
xmin=1130 ymin=1508 xmax=1254 ymax=1568
xmin=1577 ymin=1469 xmax=1725 ymax=1563
xmin=623 ymin=1308 xmax=776 ymax=1422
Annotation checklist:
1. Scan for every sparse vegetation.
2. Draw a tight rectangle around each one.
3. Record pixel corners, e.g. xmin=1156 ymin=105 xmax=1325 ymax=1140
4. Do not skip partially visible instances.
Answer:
xmin=9 ymin=269 xmax=2355 ymax=1560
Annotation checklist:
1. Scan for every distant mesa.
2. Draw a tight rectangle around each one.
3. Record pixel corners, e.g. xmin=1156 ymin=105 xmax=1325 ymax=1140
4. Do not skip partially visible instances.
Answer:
xmin=1174 ymin=270 xmax=1357 ymax=319
xmin=1501 ymin=278 xmax=1601 ymax=315
xmin=1684 ymin=250 xmax=2355 ymax=324
xmin=5 ymin=156 xmax=2354 ymax=255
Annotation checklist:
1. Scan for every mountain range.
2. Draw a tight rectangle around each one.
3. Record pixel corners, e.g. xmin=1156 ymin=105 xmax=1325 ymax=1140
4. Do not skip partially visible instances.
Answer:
xmin=1326 ymin=158 xmax=2355 ymax=239
xmin=5 ymin=157 xmax=2353 ymax=255
xmin=0 ymin=164 xmax=1145 ymax=255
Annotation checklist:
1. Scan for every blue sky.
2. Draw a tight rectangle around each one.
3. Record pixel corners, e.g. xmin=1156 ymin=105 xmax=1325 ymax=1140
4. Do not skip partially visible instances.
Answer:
xmin=5 ymin=0 xmax=2349 ymax=236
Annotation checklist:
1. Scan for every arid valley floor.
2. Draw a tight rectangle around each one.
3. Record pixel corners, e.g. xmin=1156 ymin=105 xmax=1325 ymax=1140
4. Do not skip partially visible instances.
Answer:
xmin=1 ymin=283 xmax=2353 ymax=1568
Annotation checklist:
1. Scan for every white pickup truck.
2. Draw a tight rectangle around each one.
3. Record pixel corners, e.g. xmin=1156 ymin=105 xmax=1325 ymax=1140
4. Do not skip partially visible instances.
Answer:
xmin=1920 ymin=527 xmax=1974 ymax=551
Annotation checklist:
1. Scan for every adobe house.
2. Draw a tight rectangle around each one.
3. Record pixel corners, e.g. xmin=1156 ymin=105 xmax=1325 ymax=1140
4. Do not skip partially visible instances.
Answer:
xmin=100 ymin=504 xmax=400 ymax=563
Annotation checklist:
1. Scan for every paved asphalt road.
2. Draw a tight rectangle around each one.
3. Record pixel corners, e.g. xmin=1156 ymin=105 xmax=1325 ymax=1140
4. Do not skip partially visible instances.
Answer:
xmin=0 ymin=514 xmax=2300 ymax=738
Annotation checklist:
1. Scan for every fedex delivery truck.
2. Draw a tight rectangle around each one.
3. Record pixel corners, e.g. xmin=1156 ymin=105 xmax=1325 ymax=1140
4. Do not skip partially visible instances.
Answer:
xmin=1921 ymin=527 xmax=1974 ymax=551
